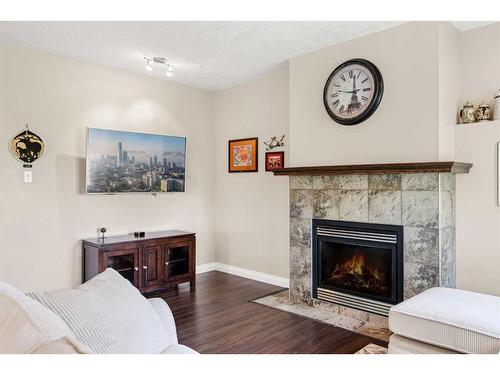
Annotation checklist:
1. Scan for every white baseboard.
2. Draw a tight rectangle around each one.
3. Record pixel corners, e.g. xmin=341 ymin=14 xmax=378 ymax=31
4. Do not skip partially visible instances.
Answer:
xmin=196 ymin=262 xmax=289 ymax=288
xmin=196 ymin=262 xmax=216 ymax=274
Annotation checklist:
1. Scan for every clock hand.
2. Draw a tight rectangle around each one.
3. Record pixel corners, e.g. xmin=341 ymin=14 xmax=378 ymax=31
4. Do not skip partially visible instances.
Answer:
xmin=338 ymin=89 xmax=361 ymax=93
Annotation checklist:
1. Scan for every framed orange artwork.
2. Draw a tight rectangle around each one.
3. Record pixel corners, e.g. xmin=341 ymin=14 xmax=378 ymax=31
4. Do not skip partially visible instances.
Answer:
xmin=228 ymin=137 xmax=258 ymax=173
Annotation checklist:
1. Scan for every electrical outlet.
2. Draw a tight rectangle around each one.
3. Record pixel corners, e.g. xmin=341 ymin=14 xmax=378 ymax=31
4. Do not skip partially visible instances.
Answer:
xmin=24 ymin=171 xmax=32 ymax=183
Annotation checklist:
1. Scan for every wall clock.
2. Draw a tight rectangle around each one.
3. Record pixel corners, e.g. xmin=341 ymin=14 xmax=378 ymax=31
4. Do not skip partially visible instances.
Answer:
xmin=323 ymin=58 xmax=384 ymax=126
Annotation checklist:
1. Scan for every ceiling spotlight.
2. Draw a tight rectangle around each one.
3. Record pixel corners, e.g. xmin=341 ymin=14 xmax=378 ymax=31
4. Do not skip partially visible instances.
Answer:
xmin=144 ymin=57 xmax=153 ymax=72
xmin=165 ymin=64 xmax=174 ymax=77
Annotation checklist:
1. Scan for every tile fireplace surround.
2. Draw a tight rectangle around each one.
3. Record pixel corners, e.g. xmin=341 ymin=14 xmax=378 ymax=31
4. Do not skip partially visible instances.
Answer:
xmin=275 ymin=162 xmax=472 ymax=324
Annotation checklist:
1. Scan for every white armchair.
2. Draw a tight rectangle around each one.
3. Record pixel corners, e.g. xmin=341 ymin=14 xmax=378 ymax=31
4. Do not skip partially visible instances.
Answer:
xmin=0 ymin=269 xmax=197 ymax=354
xmin=148 ymin=298 xmax=197 ymax=354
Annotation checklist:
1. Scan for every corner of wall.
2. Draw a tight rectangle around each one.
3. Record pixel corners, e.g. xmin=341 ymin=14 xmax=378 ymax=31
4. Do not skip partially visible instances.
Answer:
xmin=438 ymin=22 xmax=460 ymax=161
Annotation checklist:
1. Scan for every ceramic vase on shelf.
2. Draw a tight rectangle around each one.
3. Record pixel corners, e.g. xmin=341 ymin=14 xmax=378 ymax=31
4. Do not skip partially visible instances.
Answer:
xmin=475 ymin=100 xmax=491 ymax=122
xmin=494 ymin=90 xmax=500 ymax=121
xmin=459 ymin=101 xmax=476 ymax=124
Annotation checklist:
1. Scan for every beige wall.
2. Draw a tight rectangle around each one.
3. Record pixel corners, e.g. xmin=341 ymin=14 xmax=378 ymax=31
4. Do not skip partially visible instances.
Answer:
xmin=1 ymin=22 xmax=499 ymax=296
xmin=455 ymin=23 xmax=500 ymax=296
xmin=438 ymin=22 xmax=459 ymax=161
xmin=287 ymin=21 xmax=500 ymax=296
xmin=289 ymin=22 xmax=441 ymax=167
xmin=213 ymin=65 xmax=290 ymax=278
xmin=0 ymin=44 xmax=215 ymax=291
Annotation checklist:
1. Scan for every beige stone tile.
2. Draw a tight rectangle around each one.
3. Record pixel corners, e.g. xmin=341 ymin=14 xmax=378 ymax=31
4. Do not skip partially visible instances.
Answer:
xmin=402 ymin=191 xmax=439 ymax=228
xmin=368 ymin=190 xmax=402 ymax=225
xmin=312 ymin=175 xmax=339 ymax=190
xmin=290 ymin=176 xmax=313 ymax=189
xmin=368 ymin=174 xmax=401 ymax=190
xmin=338 ymin=174 xmax=368 ymax=190
xmin=402 ymin=173 xmax=439 ymax=191
xmin=313 ymin=189 xmax=340 ymax=219
xmin=339 ymin=190 xmax=368 ymax=222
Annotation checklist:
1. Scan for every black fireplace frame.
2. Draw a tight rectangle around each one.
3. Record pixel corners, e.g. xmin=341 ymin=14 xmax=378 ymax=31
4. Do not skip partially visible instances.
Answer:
xmin=312 ymin=219 xmax=404 ymax=307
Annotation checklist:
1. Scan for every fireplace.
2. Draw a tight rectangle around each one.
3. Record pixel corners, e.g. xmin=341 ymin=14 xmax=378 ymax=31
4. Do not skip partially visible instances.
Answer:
xmin=312 ymin=219 xmax=403 ymax=316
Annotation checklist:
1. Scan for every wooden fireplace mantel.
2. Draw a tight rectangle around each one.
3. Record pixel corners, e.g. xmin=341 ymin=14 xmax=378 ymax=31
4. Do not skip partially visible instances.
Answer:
xmin=272 ymin=161 xmax=473 ymax=176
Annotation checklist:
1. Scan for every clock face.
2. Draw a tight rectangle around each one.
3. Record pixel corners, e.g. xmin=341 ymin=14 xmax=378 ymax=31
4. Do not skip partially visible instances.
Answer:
xmin=323 ymin=59 xmax=383 ymax=125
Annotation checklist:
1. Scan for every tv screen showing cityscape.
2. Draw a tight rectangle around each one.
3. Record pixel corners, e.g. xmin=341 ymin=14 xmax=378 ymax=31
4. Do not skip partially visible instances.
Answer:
xmin=86 ymin=128 xmax=186 ymax=194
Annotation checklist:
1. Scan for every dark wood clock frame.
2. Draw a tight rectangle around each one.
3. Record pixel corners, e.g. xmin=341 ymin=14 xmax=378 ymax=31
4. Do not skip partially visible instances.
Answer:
xmin=323 ymin=58 xmax=384 ymax=126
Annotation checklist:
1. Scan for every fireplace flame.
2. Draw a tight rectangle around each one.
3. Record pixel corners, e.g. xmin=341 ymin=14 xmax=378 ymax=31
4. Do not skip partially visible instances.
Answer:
xmin=347 ymin=253 xmax=365 ymax=275
xmin=328 ymin=251 xmax=388 ymax=297
xmin=331 ymin=252 xmax=385 ymax=283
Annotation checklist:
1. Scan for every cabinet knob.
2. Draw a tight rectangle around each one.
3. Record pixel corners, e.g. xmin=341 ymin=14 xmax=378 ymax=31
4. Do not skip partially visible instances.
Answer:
xmin=165 ymin=262 xmax=169 ymax=266
xmin=143 ymin=265 xmax=148 ymax=270
xmin=134 ymin=267 xmax=139 ymax=271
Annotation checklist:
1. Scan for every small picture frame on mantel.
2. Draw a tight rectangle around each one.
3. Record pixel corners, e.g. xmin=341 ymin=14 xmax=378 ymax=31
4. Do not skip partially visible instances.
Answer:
xmin=265 ymin=151 xmax=285 ymax=172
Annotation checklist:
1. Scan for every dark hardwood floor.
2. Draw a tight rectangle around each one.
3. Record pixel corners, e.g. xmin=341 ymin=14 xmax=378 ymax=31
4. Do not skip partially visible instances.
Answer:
xmin=155 ymin=271 xmax=386 ymax=354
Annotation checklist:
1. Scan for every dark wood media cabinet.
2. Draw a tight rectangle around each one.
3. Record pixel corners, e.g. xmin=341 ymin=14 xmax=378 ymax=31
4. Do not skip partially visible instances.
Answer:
xmin=82 ymin=230 xmax=196 ymax=294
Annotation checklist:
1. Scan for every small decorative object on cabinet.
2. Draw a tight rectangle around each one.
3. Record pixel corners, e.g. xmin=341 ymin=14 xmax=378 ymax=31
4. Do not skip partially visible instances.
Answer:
xmin=82 ymin=230 xmax=196 ymax=293
xmin=323 ymin=58 xmax=384 ymax=126
xmin=494 ymin=90 xmax=500 ymax=121
xmin=228 ymin=137 xmax=258 ymax=173
xmin=265 ymin=151 xmax=285 ymax=171
xmin=459 ymin=101 xmax=477 ymax=124
xmin=475 ymin=100 xmax=491 ymax=122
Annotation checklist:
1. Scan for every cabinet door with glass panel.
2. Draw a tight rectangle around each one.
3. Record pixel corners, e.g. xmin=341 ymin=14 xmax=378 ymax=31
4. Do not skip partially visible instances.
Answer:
xmin=163 ymin=240 xmax=194 ymax=283
xmin=101 ymin=247 xmax=140 ymax=287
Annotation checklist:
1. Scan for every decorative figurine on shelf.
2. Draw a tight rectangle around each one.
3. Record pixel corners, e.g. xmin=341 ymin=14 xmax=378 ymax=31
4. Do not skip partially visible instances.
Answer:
xmin=475 ymin=100 xmax=491 ymax=122
xmin=263 ymin=135 xmax=285 ymax=151
xmin=100 ymin=227 xmax=106 ymax=241
xmin=459 ymin=101 xmax=477 ymax=124
xmin=494 ymin=90 xmax=500 ymax=121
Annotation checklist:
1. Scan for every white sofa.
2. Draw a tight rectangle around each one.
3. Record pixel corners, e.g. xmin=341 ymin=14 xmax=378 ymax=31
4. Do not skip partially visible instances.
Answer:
xmin=388 ymin=287 xmax=500 ymax=354
xmin=0 ymin=269 xmax=197 ymax=354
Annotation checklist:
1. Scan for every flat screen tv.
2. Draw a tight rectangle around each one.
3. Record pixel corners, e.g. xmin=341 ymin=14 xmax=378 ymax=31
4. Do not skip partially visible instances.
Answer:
xmin=86 ymin=128 xmax=186 ymax=194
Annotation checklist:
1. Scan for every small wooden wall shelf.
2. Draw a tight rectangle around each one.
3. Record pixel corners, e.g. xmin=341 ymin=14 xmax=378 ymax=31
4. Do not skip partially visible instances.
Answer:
xmin=82 ymin=230 xmax=196 ymax=294
xmin=273 ymin=161 xmax=472 ymax=176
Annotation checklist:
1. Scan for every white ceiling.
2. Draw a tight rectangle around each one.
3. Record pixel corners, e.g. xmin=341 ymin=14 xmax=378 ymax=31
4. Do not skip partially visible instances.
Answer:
xmin=0 ymin=21 xmax=496 ymax=91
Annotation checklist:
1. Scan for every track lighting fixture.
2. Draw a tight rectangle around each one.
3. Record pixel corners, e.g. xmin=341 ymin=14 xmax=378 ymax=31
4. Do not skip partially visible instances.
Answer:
xmin=143 ymin=56 xmax=174 ymax=77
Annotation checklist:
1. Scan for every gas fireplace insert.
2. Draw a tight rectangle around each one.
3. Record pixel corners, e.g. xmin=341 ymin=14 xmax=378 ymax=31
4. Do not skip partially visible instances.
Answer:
xmin=312 ymin=219 xmax=403 ymax=316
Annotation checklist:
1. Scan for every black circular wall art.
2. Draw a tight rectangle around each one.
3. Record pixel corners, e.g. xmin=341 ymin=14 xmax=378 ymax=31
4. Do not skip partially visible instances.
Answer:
xmin=9 ymin=127 xmax=45 ymax=166
xmin=323 ymin=58 xmax=384 ymax=126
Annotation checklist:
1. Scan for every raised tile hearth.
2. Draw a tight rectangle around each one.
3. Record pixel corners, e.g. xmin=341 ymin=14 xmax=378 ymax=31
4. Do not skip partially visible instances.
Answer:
xmin=275 ymin=162 xmax=472 ymax=325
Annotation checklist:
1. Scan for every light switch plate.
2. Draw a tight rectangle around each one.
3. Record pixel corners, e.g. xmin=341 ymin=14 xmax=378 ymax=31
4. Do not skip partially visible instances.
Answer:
xmin=24 ymin=170 xmax=32 ymax=183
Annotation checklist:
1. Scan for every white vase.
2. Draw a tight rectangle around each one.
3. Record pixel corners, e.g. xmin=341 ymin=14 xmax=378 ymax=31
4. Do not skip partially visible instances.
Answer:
xmin=494 ymin=90 xmax=500 ymax=121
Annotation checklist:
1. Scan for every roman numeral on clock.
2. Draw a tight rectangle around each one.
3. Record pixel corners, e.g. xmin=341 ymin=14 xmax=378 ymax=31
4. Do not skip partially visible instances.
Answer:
xmin=340 ymin=74 xmax=346 ymax=81
xmin=332 ymin=99 xmax=340 ymax=107
xmin=361 ymin=78 xmax=368 ymax=84
xmin=363 ymin=88 xmax=371 ymax=92
xmin=339 ymin=105 xmax=345 ymax=113
xmin=348 ymin=70 xmax=353 ymax=78
xmin=361 ymin=96 xmax=368 ymax=101
xmin=331 ymin=92 xmax=339 ymax=98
